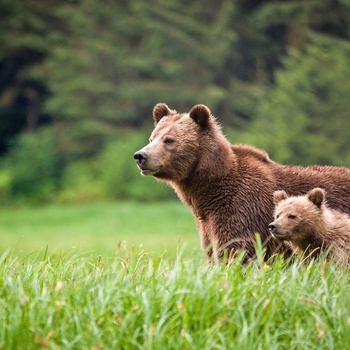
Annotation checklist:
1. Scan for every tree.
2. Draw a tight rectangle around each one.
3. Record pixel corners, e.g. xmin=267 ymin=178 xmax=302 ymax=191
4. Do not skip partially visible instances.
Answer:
xmin=245 ymin=34 xmax=350 ymax=166
xmin=2 ymin=0 xmax=350 ymax=202
xmin=0 ymin=0 xmax=62 ymax=154
xmin=29 ymin=0 xmax=242 ymax=157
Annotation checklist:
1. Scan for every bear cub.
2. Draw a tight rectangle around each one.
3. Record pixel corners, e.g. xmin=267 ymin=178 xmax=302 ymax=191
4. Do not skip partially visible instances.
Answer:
xmin=269 ymin=188 xmax=350 ymax=265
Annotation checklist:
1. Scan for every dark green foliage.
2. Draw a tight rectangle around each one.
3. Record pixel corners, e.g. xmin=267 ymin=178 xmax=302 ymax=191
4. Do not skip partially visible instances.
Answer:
xmin=1 ymin=0 xmax=350 ymax=202
xmin=244 ymin=34 xmax=350 ymax=166
xmin=4 ymin=127 xmax=61 ymax=202
xmin=1 ymin=129 xmax=176 ymax=204
xmin=98 ymin=132 xmax=175 ymax=201
xmin=56 ymin=131 xmax=176 ymax=203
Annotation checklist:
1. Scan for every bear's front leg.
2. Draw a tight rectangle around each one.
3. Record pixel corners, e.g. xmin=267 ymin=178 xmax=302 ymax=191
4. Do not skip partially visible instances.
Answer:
xmin=195 ymin=217 xmax=214 ymax=261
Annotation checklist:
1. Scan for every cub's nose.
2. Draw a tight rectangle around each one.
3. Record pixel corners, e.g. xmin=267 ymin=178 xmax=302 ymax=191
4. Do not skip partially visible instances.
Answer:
xmin=268 ymin=223 xmax=277 ymax=232
xmin=134 ymin=151 xmax=148 ymax=166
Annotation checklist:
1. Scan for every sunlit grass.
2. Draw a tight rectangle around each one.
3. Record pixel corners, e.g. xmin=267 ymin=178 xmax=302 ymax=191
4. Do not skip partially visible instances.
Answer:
xmin=0 ymin=246 xmax=349 ymax=349
xmin=0 ymin=201 xmax=198 ymax=258
xmin=1 ymin=202 xmax=350 ymax=349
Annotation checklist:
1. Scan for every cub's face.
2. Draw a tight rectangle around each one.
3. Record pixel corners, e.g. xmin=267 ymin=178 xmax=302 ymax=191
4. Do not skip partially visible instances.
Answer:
xmin=134 ymin=103 xmax=211 ymax=182
xmin=268 ymin=188 xmax=325 ymax=243
xmin=269 ymin=198 xmax=312 ymax=241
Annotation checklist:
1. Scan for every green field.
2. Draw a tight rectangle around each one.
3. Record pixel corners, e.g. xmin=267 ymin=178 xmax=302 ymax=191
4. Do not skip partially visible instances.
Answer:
xmin=1 ymin=246 xmax=350 ymax=349
xmin=0 ymin=201 xmax=199 ymax=258
xmin=1 ymin=202 xmax=350 ymax=349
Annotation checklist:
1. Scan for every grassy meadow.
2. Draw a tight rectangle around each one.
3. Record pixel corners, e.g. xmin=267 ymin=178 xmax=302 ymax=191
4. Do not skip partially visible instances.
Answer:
xmin=1 ymin=202 xmax=350 ymax=349
xmin=1 ymin=246 xmax=350 ymax=349
xmin=0 ymin=201 xmax=198 ymax=258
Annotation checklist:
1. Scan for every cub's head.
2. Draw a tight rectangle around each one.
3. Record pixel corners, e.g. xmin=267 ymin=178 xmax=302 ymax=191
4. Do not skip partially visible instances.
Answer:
xmin=134 ymin=103 xmax=216 ymax=181
xmin=268 ymin=188 xmax=326 ymax=243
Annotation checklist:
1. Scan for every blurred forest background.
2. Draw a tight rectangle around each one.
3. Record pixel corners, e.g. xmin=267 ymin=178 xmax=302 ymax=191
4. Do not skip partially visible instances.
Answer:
xmin=1 ymin=0 xmax=350 ymax=205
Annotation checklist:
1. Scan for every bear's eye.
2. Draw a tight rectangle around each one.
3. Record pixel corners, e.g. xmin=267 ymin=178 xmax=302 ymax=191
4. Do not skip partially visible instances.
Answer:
xmin=288 ymin=214 xmax=296 ymax=219
xmin=164 ymin=138 xmax=174 ymax=145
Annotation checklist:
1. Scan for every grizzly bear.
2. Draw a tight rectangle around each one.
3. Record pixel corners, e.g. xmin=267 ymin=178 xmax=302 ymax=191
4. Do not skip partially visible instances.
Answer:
xmin=269 ymin=188 xmax=350 ymax=265
xmin=134 ymin=103 xmax=350 ymax=262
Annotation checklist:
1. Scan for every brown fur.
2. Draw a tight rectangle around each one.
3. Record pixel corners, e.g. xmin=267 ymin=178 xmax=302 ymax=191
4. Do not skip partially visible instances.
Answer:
xmin=269 ymin=188 xmax=350 ymax=266
xmin=134 ymin=103 xmax=350 ymax=262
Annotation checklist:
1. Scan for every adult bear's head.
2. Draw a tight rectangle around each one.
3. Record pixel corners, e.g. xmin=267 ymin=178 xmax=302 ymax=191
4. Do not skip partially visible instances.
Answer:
xmin=134 ymin=103 xmax=219 ymax=181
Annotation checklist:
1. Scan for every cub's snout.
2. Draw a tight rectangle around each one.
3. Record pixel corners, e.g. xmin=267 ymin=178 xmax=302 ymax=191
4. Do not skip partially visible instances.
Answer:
xmin=268 ymin=223 xmax=277 ymax=233
xmin=268 ymin=222 xmax=287 ymax=241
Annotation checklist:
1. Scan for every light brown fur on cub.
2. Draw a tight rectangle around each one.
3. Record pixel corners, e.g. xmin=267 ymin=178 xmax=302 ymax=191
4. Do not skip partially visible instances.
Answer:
xmin=269 ymin=188 xmax=350 ymax=265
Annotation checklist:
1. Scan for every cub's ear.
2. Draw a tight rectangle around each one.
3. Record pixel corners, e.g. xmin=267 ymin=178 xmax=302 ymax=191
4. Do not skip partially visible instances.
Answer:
xmin=273 ymin=190 xmax=288 ymax=206
xmin=153 ymin=103 xmax=174 ymax=125
xmin=189 ymin=104 xmax=211 ymax=129
xmin=307 ymin=187 xmax=325 ymax=208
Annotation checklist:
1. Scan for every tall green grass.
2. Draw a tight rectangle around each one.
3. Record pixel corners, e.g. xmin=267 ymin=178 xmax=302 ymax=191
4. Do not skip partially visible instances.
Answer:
xmin=1 ymin=203 xmax=350 ymax=349
xmin=1 ymin=246 xmax=349 ymax=349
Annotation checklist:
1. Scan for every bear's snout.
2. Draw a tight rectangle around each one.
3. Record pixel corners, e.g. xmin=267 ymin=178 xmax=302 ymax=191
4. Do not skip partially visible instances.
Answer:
xmin=134 ymin=151 xmax=148 ymax=167
xmin=268 ymin=222 xmax=286 ymax=241
xmin=268 ymin=223 xmax=277 ymax=232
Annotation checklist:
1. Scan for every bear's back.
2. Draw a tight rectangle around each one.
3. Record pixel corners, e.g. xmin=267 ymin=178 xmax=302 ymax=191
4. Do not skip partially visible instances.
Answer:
xmin=231 ymin=144 xmax=272 ymax=164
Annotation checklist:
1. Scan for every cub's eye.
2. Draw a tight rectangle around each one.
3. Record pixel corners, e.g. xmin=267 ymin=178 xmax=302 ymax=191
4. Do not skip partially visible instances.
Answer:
xmin=288 ymin=214 xmax=296 ymax=219
xmin=164 ymin=138 xmax=174 ymax=145
xmin=148 ymin=138 xmax=153 ymax=143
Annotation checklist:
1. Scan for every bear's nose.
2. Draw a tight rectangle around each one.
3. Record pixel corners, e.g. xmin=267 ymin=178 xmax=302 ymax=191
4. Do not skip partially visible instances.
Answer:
xmin=268 ymin=223 xmax=277 ymax=232
xmin=134 ymin=151 xmax=148 ymax=166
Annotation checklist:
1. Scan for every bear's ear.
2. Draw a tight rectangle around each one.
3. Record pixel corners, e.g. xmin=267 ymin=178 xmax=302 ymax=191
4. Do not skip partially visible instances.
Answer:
xmin=153 ymin=103 xmax=174 ymax=125
xmin=189 ymin=104 xmax=211 ymax=129
xmin=273 ymin=190 xmax=288 ymax=205
xmin=307 ymin=188 xmax=325 ymax=208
